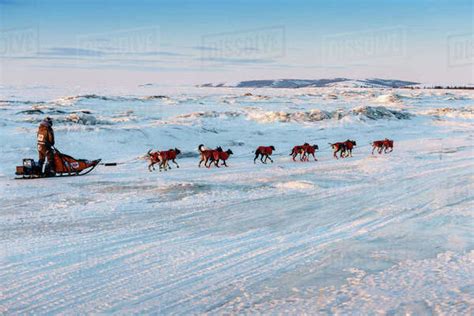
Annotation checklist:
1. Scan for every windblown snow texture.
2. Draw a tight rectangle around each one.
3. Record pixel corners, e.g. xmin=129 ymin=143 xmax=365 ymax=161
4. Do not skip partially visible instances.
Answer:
xmin=0 ymin=86 xmax=473 ymax=314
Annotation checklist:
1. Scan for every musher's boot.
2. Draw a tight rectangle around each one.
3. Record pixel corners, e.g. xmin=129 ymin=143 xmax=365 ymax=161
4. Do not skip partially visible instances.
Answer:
xmin=44 ymin=163 xmax=56 ymax=177
xmin=38 ymin=159 xmax=45 ymax=175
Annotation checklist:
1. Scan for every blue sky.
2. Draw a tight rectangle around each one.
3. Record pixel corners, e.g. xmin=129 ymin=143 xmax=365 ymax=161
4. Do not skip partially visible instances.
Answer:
xmin=0 ymin=0 xmax=472 ymax=87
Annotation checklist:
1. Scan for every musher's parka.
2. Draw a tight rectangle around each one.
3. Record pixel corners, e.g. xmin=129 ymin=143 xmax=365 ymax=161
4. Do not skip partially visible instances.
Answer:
xmin=37 ymin=118 xmax=55 ymax=171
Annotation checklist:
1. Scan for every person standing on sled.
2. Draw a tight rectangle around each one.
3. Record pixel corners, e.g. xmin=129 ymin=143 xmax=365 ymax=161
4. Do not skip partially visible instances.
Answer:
xmin=37 ymin=117 xmax=55 ymax=175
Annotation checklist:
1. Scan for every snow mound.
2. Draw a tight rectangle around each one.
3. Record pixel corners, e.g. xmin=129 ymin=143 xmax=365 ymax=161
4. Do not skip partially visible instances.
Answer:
xmin=53 ymin=94 xmax=173 ymax=106
xmin=427 ymin=107 xmax=474 ymax=119
xmin=65 ymin=113 xmax=102 ymax=125
xmin=53 ymin=94 xmax=117 ymax=106
xmin=165 ymin=106 xmax=412 ymax=125
xmin=325 ymin=94 xmax=338 ymax=100
xmin=245 ymin=106 xmax=411 ymax=124
xmin=140 ymin=95 xmax=170 ymax=100
xmin=20 ymin=111 xmax=136 ymax=126
xmin=241 ymin=93 xmax=271 ymax=101
xmin=352 ymin=106 xmax=412 ymax=120
xmin=274 ymin=181 xmax=315 ymax=190
xmin=16 ymin=109 xmax=45 ymax=115
xmin=175 ymin=111 xmax=242 ymax=120
xmin=249 ymin=95 xmax=271 ymax=101
xmin=246 ymin=109 xmax=332 ymax=123
xmin=375 ymin=93 xmax=402 ymax=104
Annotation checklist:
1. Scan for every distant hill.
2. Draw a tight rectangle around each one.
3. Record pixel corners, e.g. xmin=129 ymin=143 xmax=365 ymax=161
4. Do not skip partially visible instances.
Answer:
xmin=198 ymin=78 xmax=420 ymax=89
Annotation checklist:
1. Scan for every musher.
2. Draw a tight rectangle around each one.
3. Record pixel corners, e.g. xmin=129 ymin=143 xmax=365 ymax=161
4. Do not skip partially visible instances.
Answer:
xmin=37 ymin=117 xmax=55 ymax=174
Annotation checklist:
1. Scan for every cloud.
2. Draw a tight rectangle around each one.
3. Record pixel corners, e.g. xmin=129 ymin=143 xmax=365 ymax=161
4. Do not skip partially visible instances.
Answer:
xmin=126 ymin=51 xmax=191 ymax=57
xmin=200 ymin=57 xmax=276 ymax=65
xmin=39 ymin=47 xmax=104 ymax=57
xmin=37 ymin=47 xmax=191 ymax=58
xmin=191 ymin=46 xmax=220 ymax=51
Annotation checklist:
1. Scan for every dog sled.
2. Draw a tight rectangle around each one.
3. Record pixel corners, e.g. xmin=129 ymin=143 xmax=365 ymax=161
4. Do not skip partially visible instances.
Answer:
xmin=15 ymin=148 xmax=101 ymax=179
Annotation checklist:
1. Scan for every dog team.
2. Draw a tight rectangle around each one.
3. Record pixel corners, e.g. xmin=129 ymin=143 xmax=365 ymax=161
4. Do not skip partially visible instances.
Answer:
xmin=147 ymin=138 xmax=394 ymax=172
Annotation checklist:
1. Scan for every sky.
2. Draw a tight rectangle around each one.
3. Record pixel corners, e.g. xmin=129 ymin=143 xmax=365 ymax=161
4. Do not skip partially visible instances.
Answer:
xmin=0 ymin=0 xmax=472 ymax=88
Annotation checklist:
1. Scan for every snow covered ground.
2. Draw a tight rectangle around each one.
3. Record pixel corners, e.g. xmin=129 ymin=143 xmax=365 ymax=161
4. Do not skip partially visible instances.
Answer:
xmin=1 ymin=86 xmax=473 ymax=314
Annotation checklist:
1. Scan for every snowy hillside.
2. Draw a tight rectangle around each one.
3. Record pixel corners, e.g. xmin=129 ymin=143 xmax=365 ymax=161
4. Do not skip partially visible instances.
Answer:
xmin=199 ymin=78 xmax=419 ymax=88
xmin=0 ymin=86 xmax=473 ymax=314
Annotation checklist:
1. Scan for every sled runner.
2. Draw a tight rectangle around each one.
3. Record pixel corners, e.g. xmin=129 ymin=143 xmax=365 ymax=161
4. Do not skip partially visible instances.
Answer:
xmin=15 ymin=148 xmax=101 ymax=179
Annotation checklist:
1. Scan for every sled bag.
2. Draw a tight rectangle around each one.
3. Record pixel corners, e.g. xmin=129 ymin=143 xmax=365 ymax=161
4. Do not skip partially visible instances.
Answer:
xmin=54 ymin=152 xmax=97 ymax=173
